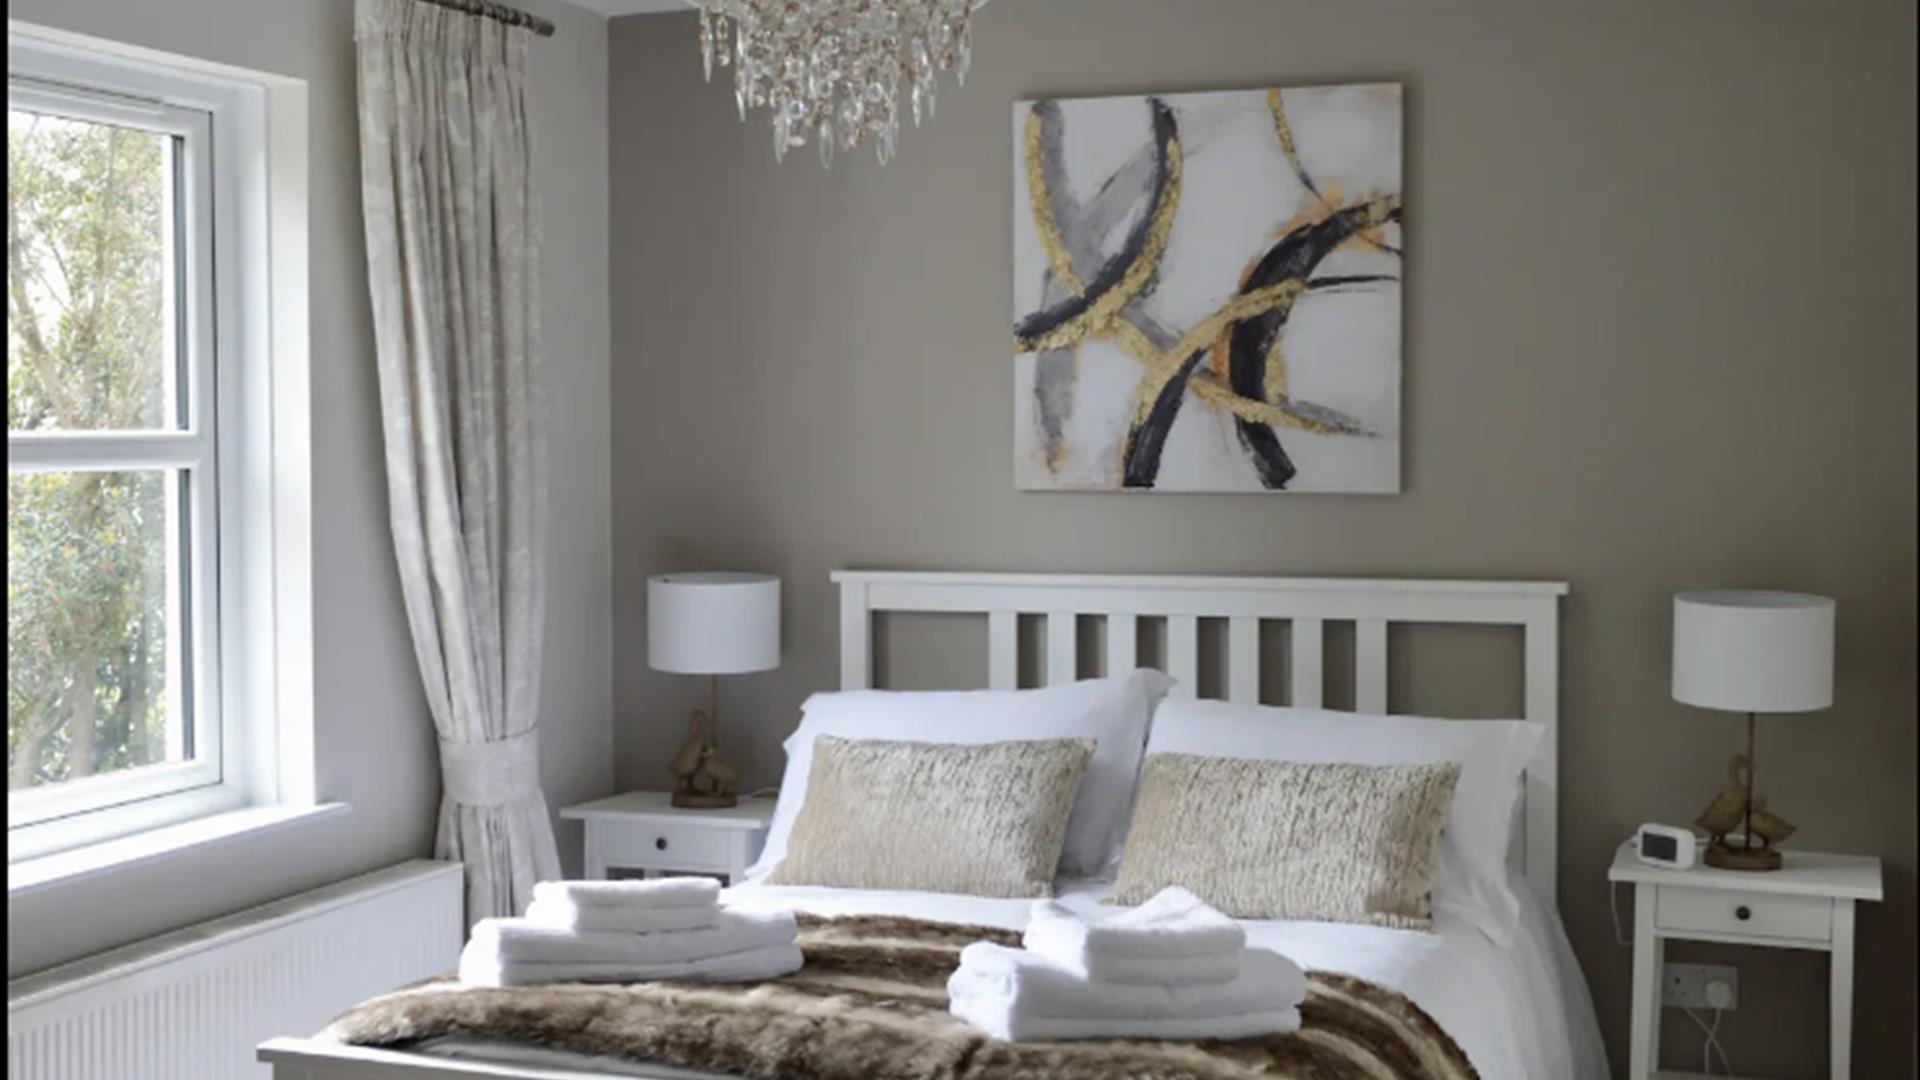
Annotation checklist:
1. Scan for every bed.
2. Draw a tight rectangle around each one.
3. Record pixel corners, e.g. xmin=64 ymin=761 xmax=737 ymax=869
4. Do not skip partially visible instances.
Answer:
xmin=259 ymin=570 xmax=1608 ymax=1080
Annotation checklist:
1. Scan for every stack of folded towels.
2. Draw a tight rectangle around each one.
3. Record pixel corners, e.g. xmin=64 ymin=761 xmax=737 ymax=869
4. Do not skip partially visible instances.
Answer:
xmin=948 ymin=886 xmax=1306 ymax=1042
xmin=459 ymin=877 xmax=803 ymax=988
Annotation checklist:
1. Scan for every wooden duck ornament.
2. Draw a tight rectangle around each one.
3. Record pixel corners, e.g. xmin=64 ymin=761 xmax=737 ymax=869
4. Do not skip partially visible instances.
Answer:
xmin=1747 ymin=800 xmax=1798 ymax=848
xmin=667 ymin=703 xmax=740 ymax=809
xmin=1693 ymin=755 xmax=1750 ymax=837
xmin=1695 ymin=751 xmax=1791 ymax=871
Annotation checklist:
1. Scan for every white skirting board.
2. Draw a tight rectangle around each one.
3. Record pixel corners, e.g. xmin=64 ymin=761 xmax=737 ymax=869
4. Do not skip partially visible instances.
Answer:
xmin=8 ymin=859 xmax=464 ymax=1080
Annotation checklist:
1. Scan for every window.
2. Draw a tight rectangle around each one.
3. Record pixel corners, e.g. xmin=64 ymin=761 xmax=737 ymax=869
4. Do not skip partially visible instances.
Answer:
xmin=8 ymin=31 xmax=313 ymax=863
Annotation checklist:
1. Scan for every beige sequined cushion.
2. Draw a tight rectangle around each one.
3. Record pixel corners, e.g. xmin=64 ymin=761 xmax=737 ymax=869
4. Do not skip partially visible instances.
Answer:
xmin=1112 ymin=753 xmax=1462 ymax=929
xmin=764 ymin=736 xmax=1094 ymax=897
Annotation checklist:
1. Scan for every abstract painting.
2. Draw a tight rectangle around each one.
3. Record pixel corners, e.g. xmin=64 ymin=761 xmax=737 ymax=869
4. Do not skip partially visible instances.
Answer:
xmin=1013 ymin=84 xmax=1403 ymax=492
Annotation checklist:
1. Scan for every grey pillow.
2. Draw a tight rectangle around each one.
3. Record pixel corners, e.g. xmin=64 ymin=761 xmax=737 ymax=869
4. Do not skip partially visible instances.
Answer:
xmin=764 ymin=735 xmax=1093 ymax=897
xmin=1111 ymin=752 xmax=1462 ymax=929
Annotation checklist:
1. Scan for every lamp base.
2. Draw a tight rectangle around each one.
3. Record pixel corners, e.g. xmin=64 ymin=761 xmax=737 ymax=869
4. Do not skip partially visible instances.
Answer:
xmin=1704 ymin=843 xmax=1782 ymax=872
xmin=1691 ymin=715 xmax=1797 ymax=874
xmin=670 ymin=790 xmax=740 ymax=810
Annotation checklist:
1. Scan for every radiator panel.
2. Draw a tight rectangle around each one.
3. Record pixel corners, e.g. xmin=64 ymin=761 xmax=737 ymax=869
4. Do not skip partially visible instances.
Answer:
xmin=8 ymin=859 xmax=463 ymax=1080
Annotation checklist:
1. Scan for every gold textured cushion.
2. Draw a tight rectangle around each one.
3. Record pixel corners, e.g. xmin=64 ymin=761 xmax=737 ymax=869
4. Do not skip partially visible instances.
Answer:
xmin=764 ymin=736 xmax=1094 ymax=897
xmin=1111 ymin=753 xmax=1462 ymax=928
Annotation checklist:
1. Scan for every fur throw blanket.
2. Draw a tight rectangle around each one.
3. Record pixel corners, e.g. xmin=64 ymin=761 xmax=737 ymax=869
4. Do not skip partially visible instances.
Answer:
xmin=324 ymin=913 xmax=1479 ymax=1080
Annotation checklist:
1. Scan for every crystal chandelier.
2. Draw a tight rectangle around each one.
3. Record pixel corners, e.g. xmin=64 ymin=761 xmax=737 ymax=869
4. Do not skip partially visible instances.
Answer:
xmin=696 ymin=0 xmax=980 ymax=167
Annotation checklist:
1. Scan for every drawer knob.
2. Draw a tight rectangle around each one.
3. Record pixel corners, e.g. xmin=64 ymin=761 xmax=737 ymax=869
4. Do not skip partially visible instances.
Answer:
xmin=655 ymin=836 xmax=669 ymax=851
xmin=1735 ymin=905 xmax=1752 ymax=921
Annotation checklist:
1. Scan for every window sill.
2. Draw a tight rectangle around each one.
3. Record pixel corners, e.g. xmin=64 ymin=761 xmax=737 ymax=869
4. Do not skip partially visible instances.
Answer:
xmin=7 ymin=802 xmax=350 ymax=898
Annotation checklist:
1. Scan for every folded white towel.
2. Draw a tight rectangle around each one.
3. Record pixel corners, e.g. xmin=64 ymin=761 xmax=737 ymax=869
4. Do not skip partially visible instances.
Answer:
xmin=530 ymin=877 xmax=720 ymax=910
xmin=459 ymin=942 xmax=802 ymax=988
xmin=525 ymin=896 xmax=720 ymax=934
xmin=1060 ymin=949 xmax=1244 ymax=986
xmin=949 ymin=987 xmax=1300 ymax=1042
xmin=1024 ymin=886 xmax=1246 ymax=984
xmin=469 ymin=908 xmax=797 ymax=967
xmin=950 ymin=942 xmax=1306 ymax=1023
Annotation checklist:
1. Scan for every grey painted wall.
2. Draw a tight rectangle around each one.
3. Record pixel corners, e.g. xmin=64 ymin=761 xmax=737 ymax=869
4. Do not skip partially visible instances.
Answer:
xmin=6 ymin=0 xmax=614 ymax=977
xmin=608 ymin=2 xmax=1916 ymax=1076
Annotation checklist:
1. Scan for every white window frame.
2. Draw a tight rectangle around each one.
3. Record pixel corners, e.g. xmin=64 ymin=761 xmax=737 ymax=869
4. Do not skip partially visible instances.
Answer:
xmin=7 ymin=28 xmax=315 ymax=863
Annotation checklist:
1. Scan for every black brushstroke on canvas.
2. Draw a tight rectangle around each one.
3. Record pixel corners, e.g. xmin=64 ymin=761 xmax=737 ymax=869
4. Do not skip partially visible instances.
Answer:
xmin=1029 ymin=100 xmax=1219 ymax=465
xmin=1224 ymin=205 xmax=1402 ymax=488
xmin=1300 ymin=273 xmax=1399 ymax=294
xmin=1116 ymin=273 xmax=1394 ymax=489
xmin=1120 ymin=351 xmax=1207 ymax=488
xmin=1120 ymin=205 xmax=1402 ymax=489
xmin=1013 ymin=98 xmax=1178 ymax=345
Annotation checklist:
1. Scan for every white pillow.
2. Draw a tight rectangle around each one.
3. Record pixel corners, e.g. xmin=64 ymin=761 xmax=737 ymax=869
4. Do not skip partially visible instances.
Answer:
xmin=1143 ymin=699 xmax=1543 ymax=942
xmin=749 ymin=670 xmax=1175 ymax=880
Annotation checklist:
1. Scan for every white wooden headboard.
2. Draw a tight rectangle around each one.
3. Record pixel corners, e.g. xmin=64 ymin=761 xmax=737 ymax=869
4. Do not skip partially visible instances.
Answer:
xmin=832 ymin=570 xmax=1569 ymax=907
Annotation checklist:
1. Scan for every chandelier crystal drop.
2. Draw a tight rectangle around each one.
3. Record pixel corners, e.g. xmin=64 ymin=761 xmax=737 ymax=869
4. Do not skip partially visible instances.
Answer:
xmin=696 ymin=0 xmax=978 ymax=167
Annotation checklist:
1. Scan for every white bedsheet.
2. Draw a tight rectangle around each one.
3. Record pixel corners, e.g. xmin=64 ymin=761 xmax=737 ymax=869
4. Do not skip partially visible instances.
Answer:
xmin=418 ymin=876 xmax=1607 ymax=1080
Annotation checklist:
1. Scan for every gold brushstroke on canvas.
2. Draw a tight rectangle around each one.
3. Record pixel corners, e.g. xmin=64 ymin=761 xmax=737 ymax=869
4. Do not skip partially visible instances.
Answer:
xmin=1269 ymin=89 xmax=1309 ymax=194
xmin=1014 ymin=123 xmax=1183 ymax=355
xmin=1272 ymin=91 xmax=1393 ymax=256
xmin=1175 ymin=196 xmax=1397 ymax=420
xmin=1208 ymin=253 xmax=1291 ymax=407
xmin=1023 ymin=108 xmax=1086 ymax=296
xmin=1107 ymin=318 xmax=1335 ymax=433
xmin=1125 ymin=278 xmax=1308 ymax=435
xmin=1020 ymin=98 xmax=1399 ymax=463
xmin=1264 ymin=342 xmax=1289 ymax=402
xmin=1255 ymin=91 xmax=1401 ymax=413
xmin=1022 ymin=109 xmax=1348 ymax=435
xmin=1116 ymin=191 xmax=1400 ymax=441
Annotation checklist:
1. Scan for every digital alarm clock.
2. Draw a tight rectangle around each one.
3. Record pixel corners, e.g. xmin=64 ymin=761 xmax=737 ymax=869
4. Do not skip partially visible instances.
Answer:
xmin=1634 ymin=823 xmax=1700 ymax=869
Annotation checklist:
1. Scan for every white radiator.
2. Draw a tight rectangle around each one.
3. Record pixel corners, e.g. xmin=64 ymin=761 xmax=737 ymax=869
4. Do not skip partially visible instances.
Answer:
xmin=7 ymin=859 xmax=463 ymax=1080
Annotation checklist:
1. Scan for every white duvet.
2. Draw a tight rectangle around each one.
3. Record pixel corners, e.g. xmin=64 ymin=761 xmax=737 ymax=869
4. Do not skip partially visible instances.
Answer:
xmin=420 ymin=875 xmax=1609 ymax=1080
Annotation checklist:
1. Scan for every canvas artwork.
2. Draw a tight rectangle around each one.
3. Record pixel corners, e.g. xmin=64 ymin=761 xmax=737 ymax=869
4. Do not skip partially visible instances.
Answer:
xmin=1013 ymin=84 xmax=1403 ymax=492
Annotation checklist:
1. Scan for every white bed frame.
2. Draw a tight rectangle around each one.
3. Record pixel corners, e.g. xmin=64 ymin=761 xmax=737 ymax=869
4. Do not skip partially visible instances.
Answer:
xmin=261 ymin=570 xmax=1568 ymax=1080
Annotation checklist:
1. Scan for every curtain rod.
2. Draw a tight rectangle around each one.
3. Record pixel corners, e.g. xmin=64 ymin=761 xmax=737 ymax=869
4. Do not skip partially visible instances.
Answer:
xmin=413 ymin=0 xmax=557 ymax=37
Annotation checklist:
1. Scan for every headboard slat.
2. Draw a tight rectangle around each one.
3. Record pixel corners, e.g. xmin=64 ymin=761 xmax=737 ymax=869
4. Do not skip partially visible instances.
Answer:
xmin=1291 ymin=618 xmax=1325 ymax=708
xmin=1227 ymin=617 xmax=1260 ymax=704
xmin=1356 ymin=618 xmax=1389 ymax=714
xmin=987 ymin=610 xmax=1017 ymax=690
xmin=1046 ymin=612 xmax=1077 ymax=686
xmin=831 ymin=570 xmax=1567 ymax=907
xmin=1105 ymin=614 xmax=1137 ymax=678
xmin=1167 ymin=615 xmax=1199 ymax=699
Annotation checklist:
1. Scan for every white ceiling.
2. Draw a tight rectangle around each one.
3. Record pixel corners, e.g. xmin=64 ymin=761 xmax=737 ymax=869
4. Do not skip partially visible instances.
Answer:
xmin=558 ymin=0 xmax=689 ymax=15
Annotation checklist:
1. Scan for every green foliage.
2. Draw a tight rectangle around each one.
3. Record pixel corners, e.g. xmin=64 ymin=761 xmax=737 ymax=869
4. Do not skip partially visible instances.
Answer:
xmin=7 ymin=109 xmax=174 ymax=791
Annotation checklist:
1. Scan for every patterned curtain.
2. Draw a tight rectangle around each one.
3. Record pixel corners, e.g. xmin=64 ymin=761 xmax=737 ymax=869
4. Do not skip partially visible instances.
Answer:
xmin=354 ymin=0 xmax=559 ymax=923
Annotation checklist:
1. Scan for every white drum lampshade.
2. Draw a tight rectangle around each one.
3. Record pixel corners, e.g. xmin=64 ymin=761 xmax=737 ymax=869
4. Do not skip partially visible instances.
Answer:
xmin=648 ymin=572 xmax=781 ymax=675
xmin=1672 ymin=591 xmax=1834 ymax=714
xmin=1671 ymin=589 xmax=1835 ymax=872
xmin=648 ymin=572 xmax=779 ymax=809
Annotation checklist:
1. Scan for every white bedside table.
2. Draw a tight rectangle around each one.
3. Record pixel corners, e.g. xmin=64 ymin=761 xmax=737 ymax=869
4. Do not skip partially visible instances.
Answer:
xmin=1608 ymin=840 xmax=1883 ymax=1080
xmin=561 ymin=792 xmax=776 ymax=885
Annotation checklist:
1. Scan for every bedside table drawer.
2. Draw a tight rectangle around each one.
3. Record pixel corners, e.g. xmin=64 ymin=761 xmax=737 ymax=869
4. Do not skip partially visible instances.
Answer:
xmin=1656 ymin=887 xmax=1832 ymax=943
xmin=599 ymin=821 xmax=733 ymax=870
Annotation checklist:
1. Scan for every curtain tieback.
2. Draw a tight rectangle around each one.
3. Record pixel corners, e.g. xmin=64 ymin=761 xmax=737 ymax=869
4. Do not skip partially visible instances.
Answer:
xmin=439 ymin=729 xmax=542 ymax=807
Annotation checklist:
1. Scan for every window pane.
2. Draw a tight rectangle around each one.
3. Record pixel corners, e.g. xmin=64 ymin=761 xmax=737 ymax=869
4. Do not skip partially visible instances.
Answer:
xmin=7 ymin=469 xmax=185 ymax=791
xmin=6 ymin=109 xmax=177 ymax=432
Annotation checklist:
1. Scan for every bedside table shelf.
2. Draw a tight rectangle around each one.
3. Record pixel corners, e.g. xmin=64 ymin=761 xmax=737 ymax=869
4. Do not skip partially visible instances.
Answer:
xmin=1609 ymin=841 xmax=1883 ymax=1080
xmin=562 ymin=792 xmax=776 ymax=885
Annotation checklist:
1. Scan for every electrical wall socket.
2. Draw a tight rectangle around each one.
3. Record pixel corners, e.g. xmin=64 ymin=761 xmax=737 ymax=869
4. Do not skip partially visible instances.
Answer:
xmin=1663 ymin=962 xmax=1739 ymax=1010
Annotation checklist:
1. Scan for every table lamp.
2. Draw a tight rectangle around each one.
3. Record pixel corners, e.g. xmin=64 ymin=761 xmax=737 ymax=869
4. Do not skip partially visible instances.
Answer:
xmin=648 ymin=572 xmax=780 ymax=808
xmin=1672 ymin=590 xmax=1834 ymax=871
